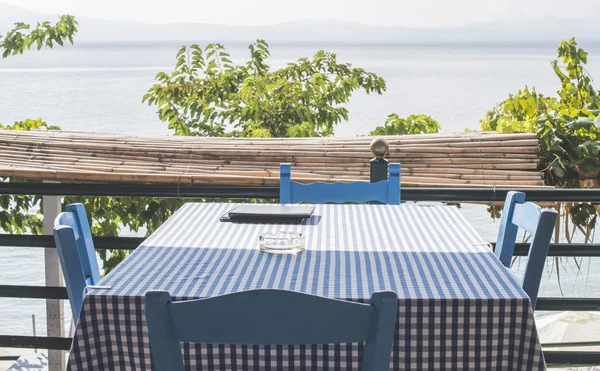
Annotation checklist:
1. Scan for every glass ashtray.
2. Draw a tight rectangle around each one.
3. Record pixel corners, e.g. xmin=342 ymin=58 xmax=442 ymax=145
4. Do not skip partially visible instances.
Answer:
xmin=259 ymin=231 xmax=305 ymax=254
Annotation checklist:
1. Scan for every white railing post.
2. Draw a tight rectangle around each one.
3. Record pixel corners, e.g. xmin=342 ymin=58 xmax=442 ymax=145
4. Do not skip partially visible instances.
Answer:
xmin=43 ymin=187 xmax=65 ymax=371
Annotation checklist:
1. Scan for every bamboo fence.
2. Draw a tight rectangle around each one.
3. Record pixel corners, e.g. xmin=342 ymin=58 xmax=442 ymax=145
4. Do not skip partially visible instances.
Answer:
xmin=0 ymin=130 xmax=545 ymax=187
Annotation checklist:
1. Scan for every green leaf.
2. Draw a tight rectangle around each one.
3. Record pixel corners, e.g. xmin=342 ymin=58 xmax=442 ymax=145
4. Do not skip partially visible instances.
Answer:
xmin=552 ymin=162 xmax=566 ymax=178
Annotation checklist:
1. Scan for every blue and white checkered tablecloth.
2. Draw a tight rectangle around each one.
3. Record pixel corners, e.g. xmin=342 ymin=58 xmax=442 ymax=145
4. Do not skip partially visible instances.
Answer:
xmin=67 ymin=203 xmax=545 ymax=370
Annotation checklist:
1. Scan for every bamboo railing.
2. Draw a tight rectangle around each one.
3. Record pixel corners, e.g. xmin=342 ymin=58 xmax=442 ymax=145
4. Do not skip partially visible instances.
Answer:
xmin=0 ymin=130 xmax=544 ymax=187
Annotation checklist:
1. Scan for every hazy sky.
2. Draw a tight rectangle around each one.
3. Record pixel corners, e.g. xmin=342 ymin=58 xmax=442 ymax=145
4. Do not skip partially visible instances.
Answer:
xmin=1 ymin=0 xmax=597 ymax=27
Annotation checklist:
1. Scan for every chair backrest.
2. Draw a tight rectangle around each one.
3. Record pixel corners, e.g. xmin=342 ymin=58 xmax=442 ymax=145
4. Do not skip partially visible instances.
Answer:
xmin=145 ymin=289 xmax=398 ymax=371
xmin=495 ymin=191 xmax=558 ymax=309
xmin=53 ymin=203 xmax=101 ymax=323
xmin=279 ymin=163 xmax=401 ymax=204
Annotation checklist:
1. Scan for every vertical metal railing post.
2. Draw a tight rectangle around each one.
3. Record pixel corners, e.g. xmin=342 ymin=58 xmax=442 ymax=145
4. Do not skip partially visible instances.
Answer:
xmin=43 ymin=184 xmax=65 ymax=371
xmin=369 ymin=138 xmax=389 ymax=183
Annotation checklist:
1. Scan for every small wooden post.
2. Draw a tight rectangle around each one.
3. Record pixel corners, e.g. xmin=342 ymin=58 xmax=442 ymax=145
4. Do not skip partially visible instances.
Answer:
xmin=43 ymin=183 xmax=65 ymax=371
xmin=369 ymin=138 xmax=389 ymax=183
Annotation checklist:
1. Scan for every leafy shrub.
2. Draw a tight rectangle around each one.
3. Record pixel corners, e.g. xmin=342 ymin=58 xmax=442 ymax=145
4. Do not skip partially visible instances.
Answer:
xmin=481 ymin=38 xmax=599 ymax=183
xmin=480 ymin=87 xmax=556 ymax=134
xmin=482 ymin=38 xmax=600 ymax=244
xmin=370 ymin=114 xmax=440 ymax=135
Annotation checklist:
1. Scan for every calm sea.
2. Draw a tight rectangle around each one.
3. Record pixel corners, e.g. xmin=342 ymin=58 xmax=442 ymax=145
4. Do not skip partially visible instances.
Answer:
xmin=1 ymin=41 xmax=599 ymax=335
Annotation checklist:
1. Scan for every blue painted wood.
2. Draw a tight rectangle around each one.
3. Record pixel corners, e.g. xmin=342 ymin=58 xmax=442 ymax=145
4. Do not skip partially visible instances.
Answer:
xmin=388 ymin=163 xmax=401 ymax=205
xmin=522 ymin=209 xmax=557 ymax=309
xmin=495 ymin=191 xmax=525 ymax=267
xmin=279 ymin=163 xmax=291 ymax=204
xmin=495 ymin=191 xmax=558 ymax=309
xmin=144 ymin=291 xmax=184 ymax=371
xmin=145 ymin=289 xmax=398 ymax=371
xmin=512 ymin=202 xmax=542 ymax=236
xmin=53 ymin=226 xmax=86 ymax=323
xmin=279 ymin=163 xmax=401 ymax=204
xmin=65 ymin=204 xmax=100 ymax=284
xmin=52 ymin=203 xmax=100 ymax=323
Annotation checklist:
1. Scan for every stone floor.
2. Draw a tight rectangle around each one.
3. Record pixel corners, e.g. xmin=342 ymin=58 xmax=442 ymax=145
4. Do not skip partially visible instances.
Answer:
xmin=5 ymin=354 xmax=47 ymax=371
xmin=0 ymin=350 xmax=49 ymax=371
xmin=0 ymin=348 xmax=25 ymax=370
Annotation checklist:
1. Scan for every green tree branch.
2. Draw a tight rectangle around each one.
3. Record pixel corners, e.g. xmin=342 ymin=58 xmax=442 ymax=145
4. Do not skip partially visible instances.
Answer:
xmin=1 ymin=14 xmax=78 ymax=58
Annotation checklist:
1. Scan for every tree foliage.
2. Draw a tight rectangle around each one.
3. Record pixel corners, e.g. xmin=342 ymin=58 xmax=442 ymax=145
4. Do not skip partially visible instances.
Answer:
xmin=370 ymin=114 xmax=440 ymax=136
xmin=143 ymin=40 xmax=387 ymax=137
xmin=551 ymin=39 xmax=600 ymax=111
xmin=480 ymin=87 xmax=556 ymax=134
xmin=481 ymin=37 xmax=600 ymax=240
xmin=481 ymin=38 xmax=599 ymax=182
xmin=539 ymin=39 xmax=600 ymax=182
xmin=0 ymin=118 xmax=60 ymax=131
xmin=0 ymin=15 xmax=78 ymax=58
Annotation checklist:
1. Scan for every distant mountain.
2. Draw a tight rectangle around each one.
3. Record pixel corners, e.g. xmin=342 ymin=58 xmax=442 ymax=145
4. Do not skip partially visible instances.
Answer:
xmin=1 ymin=3 xmax=599 ymax=43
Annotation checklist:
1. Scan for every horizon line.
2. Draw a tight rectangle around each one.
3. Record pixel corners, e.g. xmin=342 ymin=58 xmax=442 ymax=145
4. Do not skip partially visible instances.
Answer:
xmin=0 ymin=2 xmax=595 ymax=30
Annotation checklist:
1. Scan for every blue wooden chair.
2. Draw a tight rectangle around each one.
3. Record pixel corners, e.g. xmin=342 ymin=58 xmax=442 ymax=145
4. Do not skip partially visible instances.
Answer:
xmin=53 ymin=203 xmax=101 ymax=324
xmin=495 ymin=191 xmax=558 ymax=309
xmin=145 ymin=289 xmax=398 ymax=371
xmin=279 ymin=163 xmax=401 ymax=204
